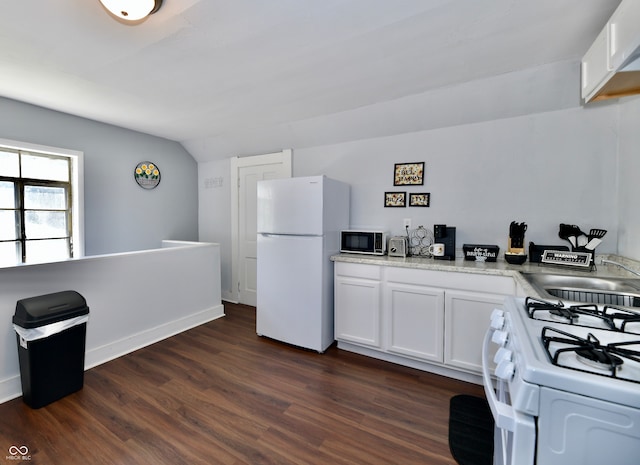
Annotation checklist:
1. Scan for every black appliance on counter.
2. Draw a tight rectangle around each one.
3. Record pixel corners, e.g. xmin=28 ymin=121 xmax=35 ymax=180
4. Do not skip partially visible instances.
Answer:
xmin=434 ymin=224 xmax=456 ymax=260
xmin=528 ymin=242 xmax=570 ymax=263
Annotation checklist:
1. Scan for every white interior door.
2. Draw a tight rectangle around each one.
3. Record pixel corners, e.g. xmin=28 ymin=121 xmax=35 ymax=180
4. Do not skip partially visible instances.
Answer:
xmin=231 ymin=150 xmax=291 ymax=306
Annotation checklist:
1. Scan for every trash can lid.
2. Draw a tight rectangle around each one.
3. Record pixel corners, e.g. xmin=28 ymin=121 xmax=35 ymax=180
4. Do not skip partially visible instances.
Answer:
xmin=13 ymin=290 xmax=89 ymax=328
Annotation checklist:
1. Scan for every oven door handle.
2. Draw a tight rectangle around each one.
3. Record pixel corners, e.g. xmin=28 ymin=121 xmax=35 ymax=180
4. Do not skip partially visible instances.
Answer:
xmin=482 ymin=321 xmax=537 ymax=465
xmin=482 ymin=327 xmax=519 ymax=432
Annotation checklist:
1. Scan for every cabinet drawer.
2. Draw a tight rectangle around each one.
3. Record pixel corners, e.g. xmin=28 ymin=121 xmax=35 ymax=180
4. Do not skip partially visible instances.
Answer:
xmin=441 ymin=272 xmax=515 ymax=295
xmin=386 ymin=267 xmax=515 ymax=295
xmin=335 ymin=262 xmax=382 ymax=280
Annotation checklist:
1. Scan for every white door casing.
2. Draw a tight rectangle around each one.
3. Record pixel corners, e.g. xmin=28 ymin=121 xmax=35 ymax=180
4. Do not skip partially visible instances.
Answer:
xmin=230 ymin=150 xmax=292 ymax=305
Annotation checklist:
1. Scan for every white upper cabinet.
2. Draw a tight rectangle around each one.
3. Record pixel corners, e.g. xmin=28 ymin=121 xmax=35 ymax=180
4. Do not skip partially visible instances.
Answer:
xmin=582 ymin=0 xmax=640 ymax=103
xmin=582 ymin=28 xmax=611 ymax=99
xmin=609 ymin=0 xmax=640 ymax=70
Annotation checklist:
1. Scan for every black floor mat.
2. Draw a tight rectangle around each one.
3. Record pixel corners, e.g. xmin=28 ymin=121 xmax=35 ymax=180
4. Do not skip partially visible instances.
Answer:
xmin=448 ymin=394 xmax=494 ymax=465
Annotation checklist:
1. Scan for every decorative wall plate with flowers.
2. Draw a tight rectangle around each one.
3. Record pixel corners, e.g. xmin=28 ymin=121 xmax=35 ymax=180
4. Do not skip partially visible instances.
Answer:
xmin=134 ymin=161 xmax=161 ymax=189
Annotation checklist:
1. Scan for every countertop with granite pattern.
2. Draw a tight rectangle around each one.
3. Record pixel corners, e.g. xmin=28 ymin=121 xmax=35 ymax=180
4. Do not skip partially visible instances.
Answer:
xmin=330 ymin=253 xmax=640 ymax=298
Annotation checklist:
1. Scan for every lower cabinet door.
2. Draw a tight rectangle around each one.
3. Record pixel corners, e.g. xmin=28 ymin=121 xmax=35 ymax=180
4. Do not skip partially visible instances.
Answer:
xmin=386 ymin=283 xmax=445 ymax=362
xmin=444 ymin=290 xmax=505 ymax=373
xmin=335 ymin=276 xmax=382 ymax=348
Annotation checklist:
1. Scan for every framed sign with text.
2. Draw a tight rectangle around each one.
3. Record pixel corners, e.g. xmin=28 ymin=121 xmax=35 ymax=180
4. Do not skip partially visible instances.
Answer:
xmin=409 ymin=192 xmax=430 ymax=207
xmin=384 ymin=192 xmax=406 ymax=207
xmin=394 ymin=162 xmax=424 ymax=186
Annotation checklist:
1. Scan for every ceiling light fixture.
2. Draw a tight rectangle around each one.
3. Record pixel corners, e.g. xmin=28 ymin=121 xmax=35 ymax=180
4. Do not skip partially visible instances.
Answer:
xmin=99 ymin=0 xmax=163 ymax=21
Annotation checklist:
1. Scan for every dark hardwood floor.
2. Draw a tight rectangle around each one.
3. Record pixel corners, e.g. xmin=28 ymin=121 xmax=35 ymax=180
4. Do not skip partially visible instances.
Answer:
xmin=0 ymin=302 xmax=484 ymax=464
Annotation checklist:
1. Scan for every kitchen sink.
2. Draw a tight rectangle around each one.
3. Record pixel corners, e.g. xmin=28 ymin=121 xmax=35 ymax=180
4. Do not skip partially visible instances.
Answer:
xmin=521 ymin=272 xmax=640 ymax=307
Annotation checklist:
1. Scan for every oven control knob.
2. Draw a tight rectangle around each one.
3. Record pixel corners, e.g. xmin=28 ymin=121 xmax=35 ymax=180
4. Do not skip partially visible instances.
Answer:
xmin=496 ymin=360 xmax=515 ymax=380
xmin=494 ymin=347 xmax=512 ymax=365
xmin=490 ymin=313 xmax=505 ymax=330
xmin=491 ymin=330 xmax=508 ymax=346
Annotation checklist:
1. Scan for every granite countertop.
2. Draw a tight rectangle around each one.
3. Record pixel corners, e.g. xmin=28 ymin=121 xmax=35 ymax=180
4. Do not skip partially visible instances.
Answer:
xmin=330 ymin=253 xmax=640 ymax=297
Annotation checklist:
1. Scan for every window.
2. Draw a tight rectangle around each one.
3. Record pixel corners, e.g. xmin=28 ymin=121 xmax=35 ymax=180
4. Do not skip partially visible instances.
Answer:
xmin=0 ymin=139 xmax=84 ymax=266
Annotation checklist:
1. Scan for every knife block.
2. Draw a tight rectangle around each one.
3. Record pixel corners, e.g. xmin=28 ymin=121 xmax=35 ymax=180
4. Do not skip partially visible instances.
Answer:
xmin=508 ymin=238 xmax=525 ymax=255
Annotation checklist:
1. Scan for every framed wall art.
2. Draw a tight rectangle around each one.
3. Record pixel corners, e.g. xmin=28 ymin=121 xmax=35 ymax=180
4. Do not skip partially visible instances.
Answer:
xmin=409 ymin=193 xmax=430 ymax=207
xmin=384 ymin=192 xmax=406 ymax=207
xmin=394 ymin=162 xmax=424 ymax=186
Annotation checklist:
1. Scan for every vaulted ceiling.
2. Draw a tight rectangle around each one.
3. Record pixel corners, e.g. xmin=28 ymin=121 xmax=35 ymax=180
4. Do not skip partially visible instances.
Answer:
xmin=0 ymin=0 xmax=620 ymax=162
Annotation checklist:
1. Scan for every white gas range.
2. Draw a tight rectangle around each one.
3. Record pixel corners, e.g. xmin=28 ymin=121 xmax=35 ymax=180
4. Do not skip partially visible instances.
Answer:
xmin=483 ymin=295 xmax=640 ymax=465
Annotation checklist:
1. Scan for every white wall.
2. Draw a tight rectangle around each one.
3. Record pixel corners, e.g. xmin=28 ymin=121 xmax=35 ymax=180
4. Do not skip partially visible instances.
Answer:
xmin=184 ymin=61 xmax=580 ymax=157
xmin=295 ymin=104 xmax=619 ymax=249
xmin=198 ymin=158 xmax=234 ymax=299
xmin=198 ymin=61 xmax=625 ymax=297
xmin=617 ymin=95 xmax=640 ymax=260
xmin=0 ymin=241 xmax=223 ymax=403
xmin=0 ymin=97 xmax=199 ymax=256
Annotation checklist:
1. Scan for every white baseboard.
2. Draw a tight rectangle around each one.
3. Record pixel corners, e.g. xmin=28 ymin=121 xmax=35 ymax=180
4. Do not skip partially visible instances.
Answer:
xmin=0 ymin=304 xmax=225 ymax=405
xmin=222 ymin=291 xmax=238 ymax=303
xmin=337 ymin=341 xmax=482 ymax=385
xmin=0 ymin=377 xmax=22 ymax=405
xmin=85 ymin=304 xmax=225 ymax=370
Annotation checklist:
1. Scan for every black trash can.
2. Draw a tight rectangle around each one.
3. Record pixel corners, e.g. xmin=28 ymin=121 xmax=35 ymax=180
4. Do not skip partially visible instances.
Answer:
xmin=13 ymin=290 xmax=90 ymax=408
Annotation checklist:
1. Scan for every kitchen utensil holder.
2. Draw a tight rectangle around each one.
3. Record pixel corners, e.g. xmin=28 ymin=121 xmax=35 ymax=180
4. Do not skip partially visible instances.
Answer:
xmin=558 ymin=223 xmax=605 ymax=271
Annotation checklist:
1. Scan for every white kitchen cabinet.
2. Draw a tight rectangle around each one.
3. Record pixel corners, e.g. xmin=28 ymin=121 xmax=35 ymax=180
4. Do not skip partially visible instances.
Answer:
xmin=581 ymin=27 xmax=611 ymax=100
xmin=582 ymin=0 xmax=640 ymax=102
xmin=333 ymin=259 xmax=515 ymax=380
xmin=444 ymin=290 xmax=504 ymax=373
xmin=609 ymin=0 xmax=640 ymax=71
xmin=334 ymin=262 xmax=382 ymax=348
xmin=386 ymin=283 xmax=444 ymax=362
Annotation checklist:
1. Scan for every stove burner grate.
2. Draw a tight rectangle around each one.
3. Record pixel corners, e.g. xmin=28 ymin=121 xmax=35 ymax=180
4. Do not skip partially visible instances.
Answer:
xmin=526 ymin=297 xmax=565 ymax=318
xmin=525 ymin=297 xmax=640 ymax=333
xmin=541 ymin=326 xmax=640 ymax=382
xmin=576 ymin=348 xmax=624 ymax=371
xmin=603 ymin=306 xmax=640 ymax=333
xmin=549 ymin=307 xmax=580 ymax=323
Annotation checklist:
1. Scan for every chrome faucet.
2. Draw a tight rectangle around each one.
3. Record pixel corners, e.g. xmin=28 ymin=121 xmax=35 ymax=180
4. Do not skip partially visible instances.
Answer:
xmin=601 ymin=259 xmax=640 ymax=277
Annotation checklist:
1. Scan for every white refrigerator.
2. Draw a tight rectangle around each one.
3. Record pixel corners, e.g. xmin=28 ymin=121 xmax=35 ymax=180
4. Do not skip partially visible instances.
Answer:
xmin=256 ymin=175 xmax=350 ymax=352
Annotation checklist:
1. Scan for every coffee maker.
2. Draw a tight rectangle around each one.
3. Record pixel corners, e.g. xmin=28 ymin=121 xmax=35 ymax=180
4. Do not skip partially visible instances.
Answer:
xmin=433 ymin=224 xmax=456 ymax=260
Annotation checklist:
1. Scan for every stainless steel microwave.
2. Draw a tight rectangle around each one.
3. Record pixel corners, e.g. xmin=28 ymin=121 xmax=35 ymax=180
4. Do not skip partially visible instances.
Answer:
xmin=340 ymin=230 xmax=386 ymax=255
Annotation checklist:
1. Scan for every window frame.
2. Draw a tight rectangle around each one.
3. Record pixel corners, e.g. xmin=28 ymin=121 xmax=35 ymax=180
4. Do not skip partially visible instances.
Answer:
xmin=0 ymin=138 xmax=84 ymax=265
